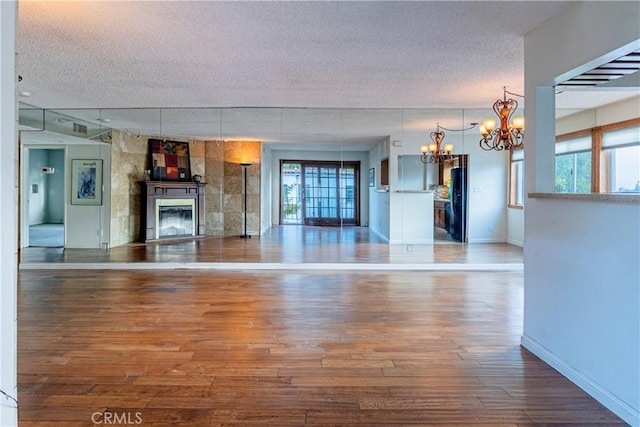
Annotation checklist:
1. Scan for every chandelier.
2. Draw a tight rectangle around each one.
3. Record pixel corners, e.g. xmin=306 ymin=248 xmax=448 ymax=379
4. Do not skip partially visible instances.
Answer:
xmin=420 ymin=124 xmax=454 ymax=164
xmin=479 ymin=86 xmax=525 ymax=151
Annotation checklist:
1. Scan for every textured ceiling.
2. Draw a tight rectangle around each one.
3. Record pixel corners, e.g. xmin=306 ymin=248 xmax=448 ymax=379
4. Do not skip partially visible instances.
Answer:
xmin=15 ymin=1 xmax=638 ymax=147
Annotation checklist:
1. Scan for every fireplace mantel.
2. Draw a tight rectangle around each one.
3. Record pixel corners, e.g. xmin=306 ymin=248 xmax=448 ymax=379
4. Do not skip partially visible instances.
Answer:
xmin=140 ymin=181 xmax=206 ymax=242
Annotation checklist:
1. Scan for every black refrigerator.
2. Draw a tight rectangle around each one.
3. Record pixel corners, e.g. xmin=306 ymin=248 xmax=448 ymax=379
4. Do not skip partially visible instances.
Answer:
xmin=449 ymin=166 xmax=467 ymax=242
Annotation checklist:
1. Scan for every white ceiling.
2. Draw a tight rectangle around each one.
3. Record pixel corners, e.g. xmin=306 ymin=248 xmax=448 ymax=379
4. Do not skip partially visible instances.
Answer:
xmin=15 ymin=1 xmax=639 ymax=149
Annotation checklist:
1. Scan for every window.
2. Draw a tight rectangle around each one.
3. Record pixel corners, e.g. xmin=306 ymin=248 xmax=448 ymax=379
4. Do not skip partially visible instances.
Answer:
xmin=601 ymin=125 xmax=640 ymax=193
xmin=555 ymin=134 xmax=591 ymax=193
xmin=552 ymin=118 xmax=639 ymax=194
xmin=509 ymin=148 xmax=524 ymax=207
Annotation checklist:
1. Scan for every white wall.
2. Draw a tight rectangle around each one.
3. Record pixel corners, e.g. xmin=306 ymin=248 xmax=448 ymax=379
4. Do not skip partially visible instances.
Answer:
xmin=0 ymin=1 xmax=17 ymax=425
xmin=260 ymin=144 xmax=272 ymax=234
xmin=28 ymin=148 xmax=48 ymax=224
xmin=466 ymin=146 xmax=508 ymax=243
xmin=270 ymin=149 xmax=370 ymax=227
xmin=397 ymin=155 xmax=438 ymax=191
xmin=557 ymin=94 xmax=640 ymax=134
xmin=65 ymin=144 xmax=111 ymax=248
xmin=522 ymin=198 xmax=640 ymax=424
xmin=368 ymin=138 xmax=390 ymax=240
xmin=506 ymin=208 xmax=523 ymax=247
xmin=47 ymin=149 xmax=65 ymax=222
xmin=523 ymin=2 xmax=640 ymax=425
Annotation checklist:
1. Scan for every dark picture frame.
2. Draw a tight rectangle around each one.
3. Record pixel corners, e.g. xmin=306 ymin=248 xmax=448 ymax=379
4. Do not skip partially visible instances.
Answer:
xmin=148 ymin=139 xmax=191 ymax=181
xmin=369 ymin=167 xmax=375 ymax=187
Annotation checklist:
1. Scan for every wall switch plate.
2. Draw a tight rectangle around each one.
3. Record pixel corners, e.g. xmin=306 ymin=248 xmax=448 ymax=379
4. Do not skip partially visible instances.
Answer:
xmin=392 ymin=140 xmax=403 ymax=147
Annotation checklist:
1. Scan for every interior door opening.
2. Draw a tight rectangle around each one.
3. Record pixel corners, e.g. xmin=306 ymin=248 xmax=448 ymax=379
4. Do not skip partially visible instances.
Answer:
xmin=280 ymin=160 xmax=359 ymax=226
xmin=434 ymin=155 xmax=468 ymax=243
xmin=26 ymin=147 xmax=65 ymax=247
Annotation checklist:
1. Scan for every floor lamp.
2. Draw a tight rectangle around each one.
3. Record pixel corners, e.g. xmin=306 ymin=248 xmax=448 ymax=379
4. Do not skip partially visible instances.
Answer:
xmin=240 ymin=163 xmax=251 ymax=238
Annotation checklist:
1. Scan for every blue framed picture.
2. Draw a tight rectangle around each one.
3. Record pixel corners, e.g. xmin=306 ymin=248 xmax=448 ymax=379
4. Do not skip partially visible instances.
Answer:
xmin=71 ymin=159 xmax=103 ymax=205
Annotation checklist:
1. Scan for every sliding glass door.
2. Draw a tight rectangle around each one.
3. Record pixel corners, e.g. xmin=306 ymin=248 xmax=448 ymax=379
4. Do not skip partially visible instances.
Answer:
xmin=281 ymin=161 xmax=359 ymax=226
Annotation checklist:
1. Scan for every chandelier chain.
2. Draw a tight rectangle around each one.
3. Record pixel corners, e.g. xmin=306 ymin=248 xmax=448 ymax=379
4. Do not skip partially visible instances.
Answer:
xmin=504 ymin=89 xmax=524 ymax=98
xmin=439 ymin=123 xmax=478 ymax=132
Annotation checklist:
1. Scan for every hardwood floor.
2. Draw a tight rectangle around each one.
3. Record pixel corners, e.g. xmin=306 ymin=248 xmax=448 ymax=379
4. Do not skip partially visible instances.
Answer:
xmin=16 ymin=227 xmax=623 ymax=425
xmin=20 ymin=226 xmax=524 ymax=267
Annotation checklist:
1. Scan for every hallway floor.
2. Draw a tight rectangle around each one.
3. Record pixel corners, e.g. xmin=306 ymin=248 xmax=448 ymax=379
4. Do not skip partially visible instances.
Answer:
xmin=28 ymin=223 xmax=63 ymax=248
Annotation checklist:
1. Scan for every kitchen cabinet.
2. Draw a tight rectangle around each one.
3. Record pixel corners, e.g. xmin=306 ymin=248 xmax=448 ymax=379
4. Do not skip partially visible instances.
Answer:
xmin=434 ymin=200 xmax=448 ymax=229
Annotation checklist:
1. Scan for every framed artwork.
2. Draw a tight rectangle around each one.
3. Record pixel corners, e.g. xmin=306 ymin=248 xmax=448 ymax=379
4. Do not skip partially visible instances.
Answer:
xmin=369 ymin=167 xmax=375 ymax=187
xmin=71 ymin=159 xmax=103 ymax=205
xmin=148 ymin=139 xmax=191 ymax=181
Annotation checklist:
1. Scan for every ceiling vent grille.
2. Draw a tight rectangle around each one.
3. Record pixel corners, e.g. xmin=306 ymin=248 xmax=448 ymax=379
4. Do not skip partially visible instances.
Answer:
xmin=556 ymin=49 xmax=640 ymax=90
xmin=73 ymin=123 xmax=88 ymax=134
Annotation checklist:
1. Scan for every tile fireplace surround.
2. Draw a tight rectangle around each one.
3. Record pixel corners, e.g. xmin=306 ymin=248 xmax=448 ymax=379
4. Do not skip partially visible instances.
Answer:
xmin=140 ymin=181 xmax=206 ymax=243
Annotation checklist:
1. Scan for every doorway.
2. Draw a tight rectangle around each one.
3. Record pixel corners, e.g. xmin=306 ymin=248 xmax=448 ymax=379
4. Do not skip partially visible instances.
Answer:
xmin=25 ymin=148 xmax=65 ymax=247
xmin=280 ymin=161 xmax=360 ymax=226
xmin=435 ymin=155 xmax=468 ymax=243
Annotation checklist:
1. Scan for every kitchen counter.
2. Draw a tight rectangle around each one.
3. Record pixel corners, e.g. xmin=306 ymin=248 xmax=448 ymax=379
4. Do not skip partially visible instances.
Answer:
xmin=529 ymin=192 xmax=639 ymax=204
xmin=392 ymin=190 xmax=434 ymax=244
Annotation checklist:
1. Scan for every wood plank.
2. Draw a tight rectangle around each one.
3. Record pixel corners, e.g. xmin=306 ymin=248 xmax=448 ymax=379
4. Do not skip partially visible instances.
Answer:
xmin=16 ymin=237 xmax=624 ymax=425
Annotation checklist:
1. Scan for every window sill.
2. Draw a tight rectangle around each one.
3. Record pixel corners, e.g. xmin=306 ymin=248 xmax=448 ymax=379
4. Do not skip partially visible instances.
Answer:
xmin=528 ymin=192 xmax=640 ymax=204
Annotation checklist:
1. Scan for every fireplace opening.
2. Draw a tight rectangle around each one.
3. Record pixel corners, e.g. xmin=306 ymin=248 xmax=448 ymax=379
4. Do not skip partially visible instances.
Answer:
xmin=155 ymin=199 xmax=196 ymax=239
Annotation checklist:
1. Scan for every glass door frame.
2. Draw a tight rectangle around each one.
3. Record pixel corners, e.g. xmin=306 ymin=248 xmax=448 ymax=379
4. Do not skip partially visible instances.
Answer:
xmin=279 ymin=160 xmax=360 ymax=226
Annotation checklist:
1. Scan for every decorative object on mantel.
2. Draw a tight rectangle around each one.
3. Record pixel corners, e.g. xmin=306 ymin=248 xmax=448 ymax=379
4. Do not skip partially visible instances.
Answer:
xmin=479 ymin=86 xmax=525 ymax=151
xmin=148 ymin=139 xmax=191 ymax=181
xmin=421 ymin=123 xmax=477 ymax=164
xmin=192 ymin=174 xmax=202 ymax=183
xmin=240 ymin=163 xmax=252 ymax=239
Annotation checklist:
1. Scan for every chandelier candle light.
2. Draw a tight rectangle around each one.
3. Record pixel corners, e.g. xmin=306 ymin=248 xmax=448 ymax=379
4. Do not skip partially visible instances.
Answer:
xmin=479 ymin=86 xmax=525 ymax=151
xmin=421 ymin=123 xmax=477 ymax=164
xmin=420 ymin=124 xmax=454 ymax=164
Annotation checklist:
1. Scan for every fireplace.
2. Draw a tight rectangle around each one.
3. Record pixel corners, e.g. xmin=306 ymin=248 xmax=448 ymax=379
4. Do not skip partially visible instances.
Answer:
xmin=156 ymin=199 xmax=195 ymax=239
xmin=140 ymin=181 xmax=206 ymax=242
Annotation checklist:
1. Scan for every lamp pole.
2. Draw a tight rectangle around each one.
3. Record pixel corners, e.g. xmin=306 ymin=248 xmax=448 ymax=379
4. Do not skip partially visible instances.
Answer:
xmin=240 ymin=163 xmax=251 ymax=238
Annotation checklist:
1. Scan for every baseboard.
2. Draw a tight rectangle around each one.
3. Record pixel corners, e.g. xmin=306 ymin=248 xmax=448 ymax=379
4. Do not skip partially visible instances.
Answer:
xmin=466 ymin=237 xmax=504 ymax=244
xmin=521 ymin=335 xmax=639 ymax=427
xmin=507 ymin=238 xmax=524 ymax=247
xmin=369 ymin=228 xmax=390 ymax=243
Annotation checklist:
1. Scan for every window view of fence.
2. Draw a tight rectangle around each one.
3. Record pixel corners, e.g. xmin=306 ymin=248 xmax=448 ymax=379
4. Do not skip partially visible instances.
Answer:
xmin=282 ymin=163 xmax=302 ymax=224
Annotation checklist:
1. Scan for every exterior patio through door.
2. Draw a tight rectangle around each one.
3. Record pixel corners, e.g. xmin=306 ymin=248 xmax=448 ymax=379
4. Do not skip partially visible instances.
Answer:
xmin=280 ymin=161 xmax=359 ymax=226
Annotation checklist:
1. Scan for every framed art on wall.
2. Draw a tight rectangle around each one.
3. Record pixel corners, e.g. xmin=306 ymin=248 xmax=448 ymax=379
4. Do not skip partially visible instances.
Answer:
xmin=71 ymin=159 xmax=103 ymax=205
xmin=148 ymin=139 xmax=191 ymax=181
xmin=369 ymin=167 xmax=375 ymax=187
